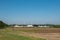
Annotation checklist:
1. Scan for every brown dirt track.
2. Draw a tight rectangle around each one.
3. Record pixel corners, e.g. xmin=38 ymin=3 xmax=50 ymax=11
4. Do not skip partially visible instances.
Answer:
xmin=10 ymin=28 xmax=60 ymax=40
xmin=12 ymin=28 xmax=60 ymax=33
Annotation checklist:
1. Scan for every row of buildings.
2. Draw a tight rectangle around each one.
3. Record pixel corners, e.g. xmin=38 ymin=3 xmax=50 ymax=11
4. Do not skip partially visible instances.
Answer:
xmin=13 ymin=24 xmax=50 ymax=28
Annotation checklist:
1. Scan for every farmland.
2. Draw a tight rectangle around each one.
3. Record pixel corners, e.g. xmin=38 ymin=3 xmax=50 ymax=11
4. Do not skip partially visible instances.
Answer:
xmin=0 ymin=27 xmax=60 ymax=40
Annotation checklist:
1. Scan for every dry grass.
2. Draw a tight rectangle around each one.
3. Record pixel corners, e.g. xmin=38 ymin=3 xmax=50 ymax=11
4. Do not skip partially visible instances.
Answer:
xmin=10 ymin=27 xmax=60 ymax=33
xmin=0 ymin=28 xmax=46 ymax=40
xmin=7 ymin=27 xmax=60 ymax=40
xmin=0 ymin=27 xmax=60 ymax=40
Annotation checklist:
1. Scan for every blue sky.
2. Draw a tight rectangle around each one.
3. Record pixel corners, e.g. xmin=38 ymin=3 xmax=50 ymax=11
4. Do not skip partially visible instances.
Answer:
xmin=0 ymin=0 xmax=60 ymax=24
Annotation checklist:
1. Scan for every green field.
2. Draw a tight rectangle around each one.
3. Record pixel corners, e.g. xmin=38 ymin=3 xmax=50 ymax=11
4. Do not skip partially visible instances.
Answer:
xmin=0 ymin=28 xmax=46 ymax=40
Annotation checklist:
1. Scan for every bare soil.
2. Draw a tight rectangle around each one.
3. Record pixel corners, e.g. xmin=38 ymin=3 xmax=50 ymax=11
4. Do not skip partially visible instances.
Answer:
xmin=10 ymin=28 xmax=60 ymax=40
xmin=19 ymin=32 xmax=60 ymax=40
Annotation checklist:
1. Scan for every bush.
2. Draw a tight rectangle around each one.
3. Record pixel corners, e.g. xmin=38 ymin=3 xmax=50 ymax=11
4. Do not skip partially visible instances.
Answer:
xmin=0 ymin=21 xmax=8 ymax=29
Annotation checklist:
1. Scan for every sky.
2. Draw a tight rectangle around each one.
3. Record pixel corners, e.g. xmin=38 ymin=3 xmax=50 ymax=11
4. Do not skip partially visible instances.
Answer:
xmin=0 ymin=0 xmax=60 ymax=24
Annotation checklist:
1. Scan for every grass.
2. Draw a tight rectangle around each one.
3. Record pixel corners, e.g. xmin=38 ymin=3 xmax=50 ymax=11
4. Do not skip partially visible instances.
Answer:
xmin=0 ymin=28 xmax=46 ymax=40
xmin=11 ymin=27 xmax=60 ymax=33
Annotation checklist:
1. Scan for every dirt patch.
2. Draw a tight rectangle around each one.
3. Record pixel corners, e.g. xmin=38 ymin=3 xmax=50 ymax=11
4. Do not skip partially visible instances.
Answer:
xmin=7 ymin=28 xmax=60 ymax=40
xmin=11 ymin=28 xmax=60 ymax=33
xmin=19 ymin=32 xmax=60 ymax=40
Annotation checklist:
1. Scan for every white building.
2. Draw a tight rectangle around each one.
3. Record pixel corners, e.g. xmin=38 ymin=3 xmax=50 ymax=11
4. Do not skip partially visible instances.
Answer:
xmin=14 ymin=25 xmax=33 ymax=27
xmin=27 ymin=25 xmax=33 ymax=27
xmin=38 ymin=26 xmax=43 ymax=27
xmin=14 ymin=25 xmax=20 ymax=27
xmin=14 ymin=25 xmax=24 ymax=27
xmin=38 ymin=25 xmax=49 ymax=27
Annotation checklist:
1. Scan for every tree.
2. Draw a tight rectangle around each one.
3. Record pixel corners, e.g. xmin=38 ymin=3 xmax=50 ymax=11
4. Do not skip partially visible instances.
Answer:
xmin=33 ymin=25 xmax=38 ymax=27
xmin=0 ymin=21 xmax=8 ymax=29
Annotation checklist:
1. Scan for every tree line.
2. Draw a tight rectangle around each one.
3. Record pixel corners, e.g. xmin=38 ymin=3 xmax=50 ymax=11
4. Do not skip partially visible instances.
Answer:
xmin=0 ymin=21 xmax=60 ymax=29
xmin=0 ymin=21 xmax=8 ymax=29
